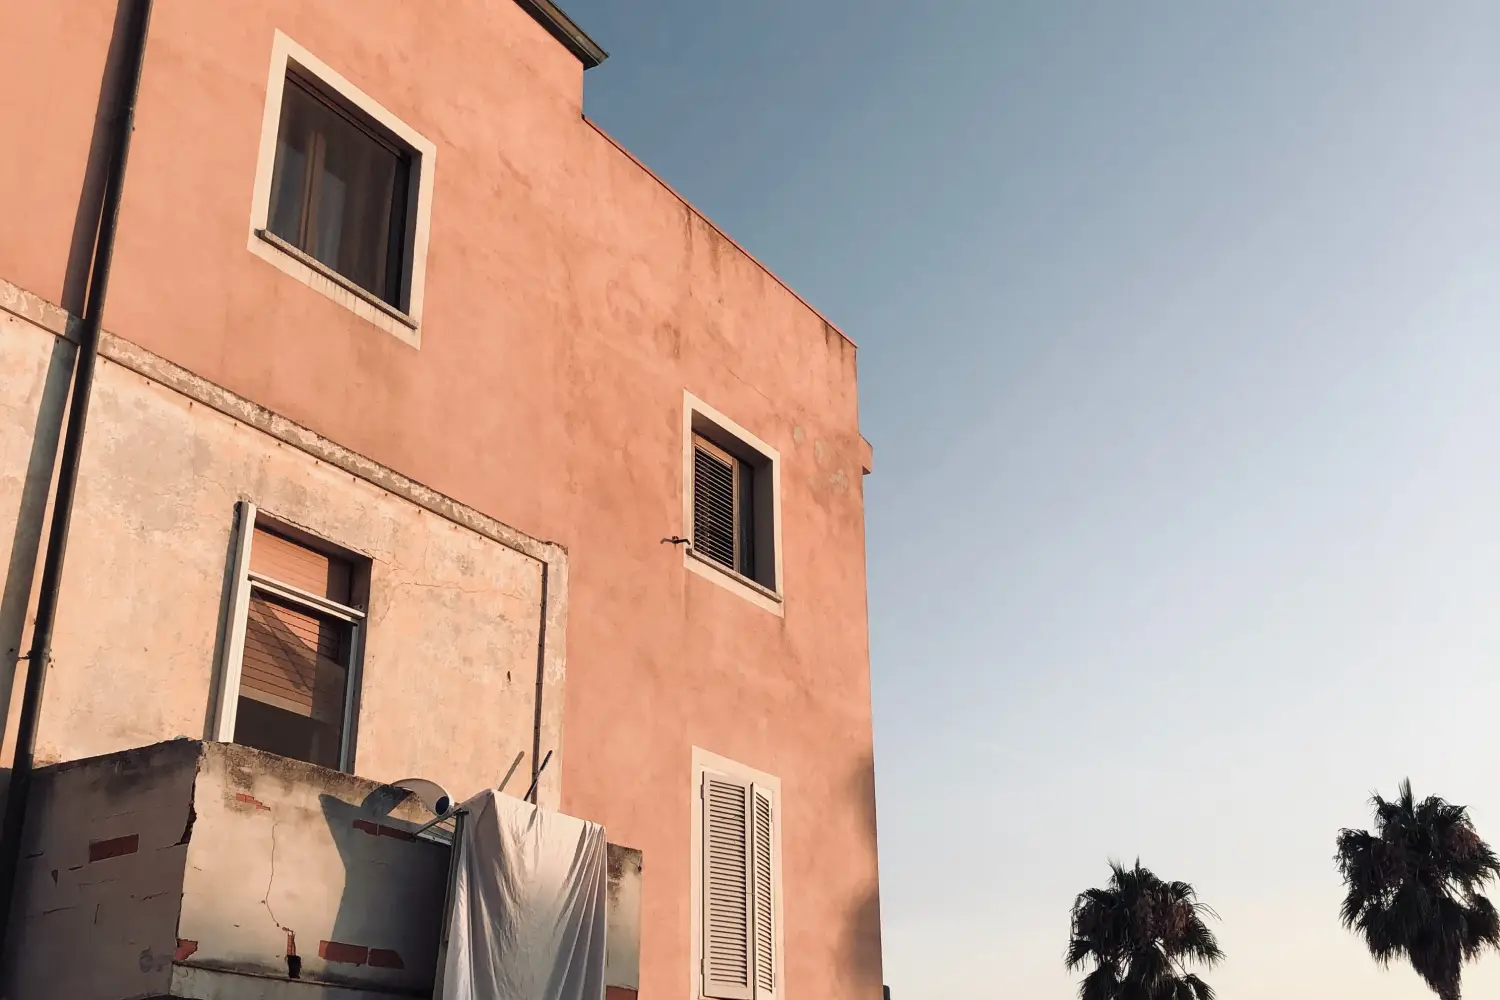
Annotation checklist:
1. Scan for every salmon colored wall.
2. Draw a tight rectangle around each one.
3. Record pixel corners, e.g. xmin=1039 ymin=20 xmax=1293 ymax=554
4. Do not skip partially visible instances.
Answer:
xmin=0 ymin=3 xmax=119 ymax=314
xmin=0 ymin=2 xmax=880 ymax=998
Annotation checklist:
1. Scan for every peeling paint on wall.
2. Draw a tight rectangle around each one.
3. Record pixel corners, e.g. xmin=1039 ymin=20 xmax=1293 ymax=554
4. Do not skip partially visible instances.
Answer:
xmin=5 ymin=741 xmax=454 ymax=998
xmin=0 ymin=310 xmax=568 ymax=807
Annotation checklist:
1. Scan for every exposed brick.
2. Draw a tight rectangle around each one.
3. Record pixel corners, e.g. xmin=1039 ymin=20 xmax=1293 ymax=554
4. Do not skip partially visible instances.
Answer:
xmin=376 ymin=824 xmax=416 ymax=842
xmin=368 ymin=948 xmax=405 ymax=969
xmin=88 ymin=834 xmax=139 ymax=863
xmin=233 ymin=792 xmax=271 ymax=811
xmin=319 ymin=940 xmax=369 ymax=966
xmin=175 ymin=939 xmax=198 ymax=961
xmin=606 ymin=987 xmax=639 ymax=1000
xmin=352 ymin=819 xmax=380 ymax=836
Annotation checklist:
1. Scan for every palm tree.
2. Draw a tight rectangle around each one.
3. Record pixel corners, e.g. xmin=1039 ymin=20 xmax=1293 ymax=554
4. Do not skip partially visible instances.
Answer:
xmin=1066 ymin=859 xmax=1223 ymax=1000
xmin=1335 ymin=779 xmax=1500 ymax=1000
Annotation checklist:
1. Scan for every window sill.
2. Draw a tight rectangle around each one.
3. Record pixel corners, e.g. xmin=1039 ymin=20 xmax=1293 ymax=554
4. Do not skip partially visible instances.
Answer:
xmin=685 ymin=547 xmax=783 ymax=613
xmin=254 ymin=229 xmax=419 ymax=331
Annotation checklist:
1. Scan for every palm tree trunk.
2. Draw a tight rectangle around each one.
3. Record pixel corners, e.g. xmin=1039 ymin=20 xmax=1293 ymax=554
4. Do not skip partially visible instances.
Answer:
xmin=1439 ymin=977 xmax=1460 ymax=1000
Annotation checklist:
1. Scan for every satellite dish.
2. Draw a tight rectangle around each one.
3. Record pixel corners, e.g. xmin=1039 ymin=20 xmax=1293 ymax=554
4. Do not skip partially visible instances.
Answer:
xmin=391 ymin=778 xmax=452 ymax=818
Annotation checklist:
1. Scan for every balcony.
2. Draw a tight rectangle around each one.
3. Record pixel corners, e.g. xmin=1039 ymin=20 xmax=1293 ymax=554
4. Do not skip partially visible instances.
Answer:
xmin=2 ymin=740 xmax=641 ymax=1000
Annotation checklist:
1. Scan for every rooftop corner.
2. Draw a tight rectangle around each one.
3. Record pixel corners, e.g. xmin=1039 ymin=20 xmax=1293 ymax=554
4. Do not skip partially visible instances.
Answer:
xmin=514 ymin=0 xmax=608 ymax=69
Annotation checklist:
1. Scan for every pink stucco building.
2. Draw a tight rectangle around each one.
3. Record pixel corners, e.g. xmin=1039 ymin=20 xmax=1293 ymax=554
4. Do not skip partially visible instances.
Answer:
xmin=0 ymin=1 xmax=880 ymax=998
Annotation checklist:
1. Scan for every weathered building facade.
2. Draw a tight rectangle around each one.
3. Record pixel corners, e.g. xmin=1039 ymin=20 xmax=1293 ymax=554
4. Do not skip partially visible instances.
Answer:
xmin=0 ymin=2 xmax=880 ymax=998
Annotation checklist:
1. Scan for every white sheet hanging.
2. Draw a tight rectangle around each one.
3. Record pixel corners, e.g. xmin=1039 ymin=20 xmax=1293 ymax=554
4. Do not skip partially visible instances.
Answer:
xmin=440 ymin=790 xmax=607 ymax=1000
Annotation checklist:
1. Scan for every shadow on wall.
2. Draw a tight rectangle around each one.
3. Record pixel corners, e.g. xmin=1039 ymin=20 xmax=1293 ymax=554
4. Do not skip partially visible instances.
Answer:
xmin=841 ymin=751 xmax=884 ymax=990
xmin=0 ymin=0 xmax=139 ymax=804
xmin=315 ymin=788 xmax=449 ymax=988
xmin=60 ymin=0 xmax=143 ymax=316
xmin=0 ymin=337 xmax=74 ymax=801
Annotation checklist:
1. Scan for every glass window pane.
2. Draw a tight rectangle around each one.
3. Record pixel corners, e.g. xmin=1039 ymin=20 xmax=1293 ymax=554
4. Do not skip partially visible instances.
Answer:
xmin=268 ymin=76 xmax=410 ymax=306
xmin=314 ymin=170 xmax=347 ymax=270
xmin=268 ymin=141 xmax=307 ymax=242
xmin=317 ymin=117 xmax=400 ymax=298
xmin=267 ymin=83 xmax=317 ymax=247
xmin=234 ymin=590 xmax=349 ymax=770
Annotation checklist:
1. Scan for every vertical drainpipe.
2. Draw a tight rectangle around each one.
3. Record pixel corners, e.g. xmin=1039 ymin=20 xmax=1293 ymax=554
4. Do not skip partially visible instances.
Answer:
xmin=0 ymin=0 xmax=154 ymax=953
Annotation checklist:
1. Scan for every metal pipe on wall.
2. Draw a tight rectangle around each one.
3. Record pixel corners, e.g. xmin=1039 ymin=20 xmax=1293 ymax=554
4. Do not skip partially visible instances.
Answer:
xmin=531 ymin=563 xmax=550 ymax=800
xmin=0 ymin=0 xmax=155 ymax=952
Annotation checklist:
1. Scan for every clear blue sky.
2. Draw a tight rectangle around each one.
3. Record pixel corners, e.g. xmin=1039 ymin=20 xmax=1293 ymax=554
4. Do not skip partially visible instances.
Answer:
xmin=562 ymin=3 xmax=1500 ymax=997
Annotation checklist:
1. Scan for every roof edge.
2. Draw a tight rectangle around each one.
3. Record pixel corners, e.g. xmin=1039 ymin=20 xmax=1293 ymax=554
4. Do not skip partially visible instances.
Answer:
xmin=513 ymin=0 xmax=608 ymax=69
xmin=582 ymin=116 xmax=856 ymax=349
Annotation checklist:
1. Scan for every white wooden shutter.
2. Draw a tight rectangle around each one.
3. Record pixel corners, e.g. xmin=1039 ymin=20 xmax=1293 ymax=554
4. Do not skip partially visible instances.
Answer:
xmin=703 ymin=773 xmax=754 ymax=1000
xmin=751 ymin=784 xmax=777 ymax=999
xmin=211 ymin=500 xmax=257 ymax=741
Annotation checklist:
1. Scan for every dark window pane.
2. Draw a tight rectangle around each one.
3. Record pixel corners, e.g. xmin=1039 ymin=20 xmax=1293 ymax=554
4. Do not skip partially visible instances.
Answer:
xmin=235 ymin=697 xmax=342 ymax=770
xmin=737 ymin=456 xmax=756 ymax=579
xmin=235 ymin=590 xmax=349 ymax=770
xmin=694 ymin=445 xmax=739 ymax=571
xmin=266 ymin=76 xmax=411 ymax=306
xmin=267 ymin=132 xmax=309 ymax=246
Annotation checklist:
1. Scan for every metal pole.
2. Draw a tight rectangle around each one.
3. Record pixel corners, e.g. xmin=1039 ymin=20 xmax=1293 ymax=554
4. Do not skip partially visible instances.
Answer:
xmin=523 ymin=749 xmax=553 ymax=804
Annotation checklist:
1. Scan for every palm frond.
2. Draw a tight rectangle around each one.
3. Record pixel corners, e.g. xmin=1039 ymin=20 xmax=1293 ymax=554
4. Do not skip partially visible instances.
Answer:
xmin=1079 ymin=964 xmax=1121 ymax=1000
xmin=1463 ymin=894 xmax=1500 ymax=955
xmin=1180 ymin=973 xmax=1215 ymax=1000
xmin=1175 ymin=918 xmax=1224 ymax=965
xmin=1066 ymin=932 xmax=1096 ymax=971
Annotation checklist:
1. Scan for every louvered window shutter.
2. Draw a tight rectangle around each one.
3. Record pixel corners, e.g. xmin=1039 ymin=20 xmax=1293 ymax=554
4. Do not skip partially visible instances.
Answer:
xmin=240 ymin=527 xmax=353 ymax=728
xmin=703 ymin=774 xmax=754 ymax=1000
xmin=239 ymin=592 xmax=349 ymax=724
xmin=751 ymin=784 xmax=777 ymax=999
xmin=693 ymin=438 xmax=741 ymax=572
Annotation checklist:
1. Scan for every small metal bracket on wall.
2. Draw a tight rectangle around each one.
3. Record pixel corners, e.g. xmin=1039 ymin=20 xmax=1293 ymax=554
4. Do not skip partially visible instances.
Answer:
xmin=405 ymin=750 xmax=527 ymax=840
xmin=411 ymin=806 xmax=464 ymax=842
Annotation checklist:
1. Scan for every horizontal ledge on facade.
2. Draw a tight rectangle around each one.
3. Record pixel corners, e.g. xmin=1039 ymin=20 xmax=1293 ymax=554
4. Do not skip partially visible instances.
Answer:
xmin=0 ymin=274 xmax=564 ymax=573
xmin=254 ymin=229 xmax=419 ymax=330
xmin=685 ymin=547 xmax=783 ymax=604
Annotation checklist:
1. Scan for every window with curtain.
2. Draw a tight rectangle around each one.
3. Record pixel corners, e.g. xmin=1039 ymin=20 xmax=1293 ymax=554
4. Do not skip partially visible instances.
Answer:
xmin=267 ymin=72 xmax=412 ymax=307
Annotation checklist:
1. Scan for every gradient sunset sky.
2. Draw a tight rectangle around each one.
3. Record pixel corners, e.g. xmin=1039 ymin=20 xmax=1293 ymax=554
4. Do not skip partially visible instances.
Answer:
xmin=563 ymin=3 xmax=1500 ymax=996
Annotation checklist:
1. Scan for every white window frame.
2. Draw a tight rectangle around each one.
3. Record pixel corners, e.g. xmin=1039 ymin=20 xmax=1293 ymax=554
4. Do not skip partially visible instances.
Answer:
xmin=246 ymin=30 xmax=437 ymax=349
xmin=690 ymin=747 xmax=785 ymax=1000
xmin=211 ymin=500 xmax=367 ymax=771
xmin=682 ymin=392 xmax=784 ymax=616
